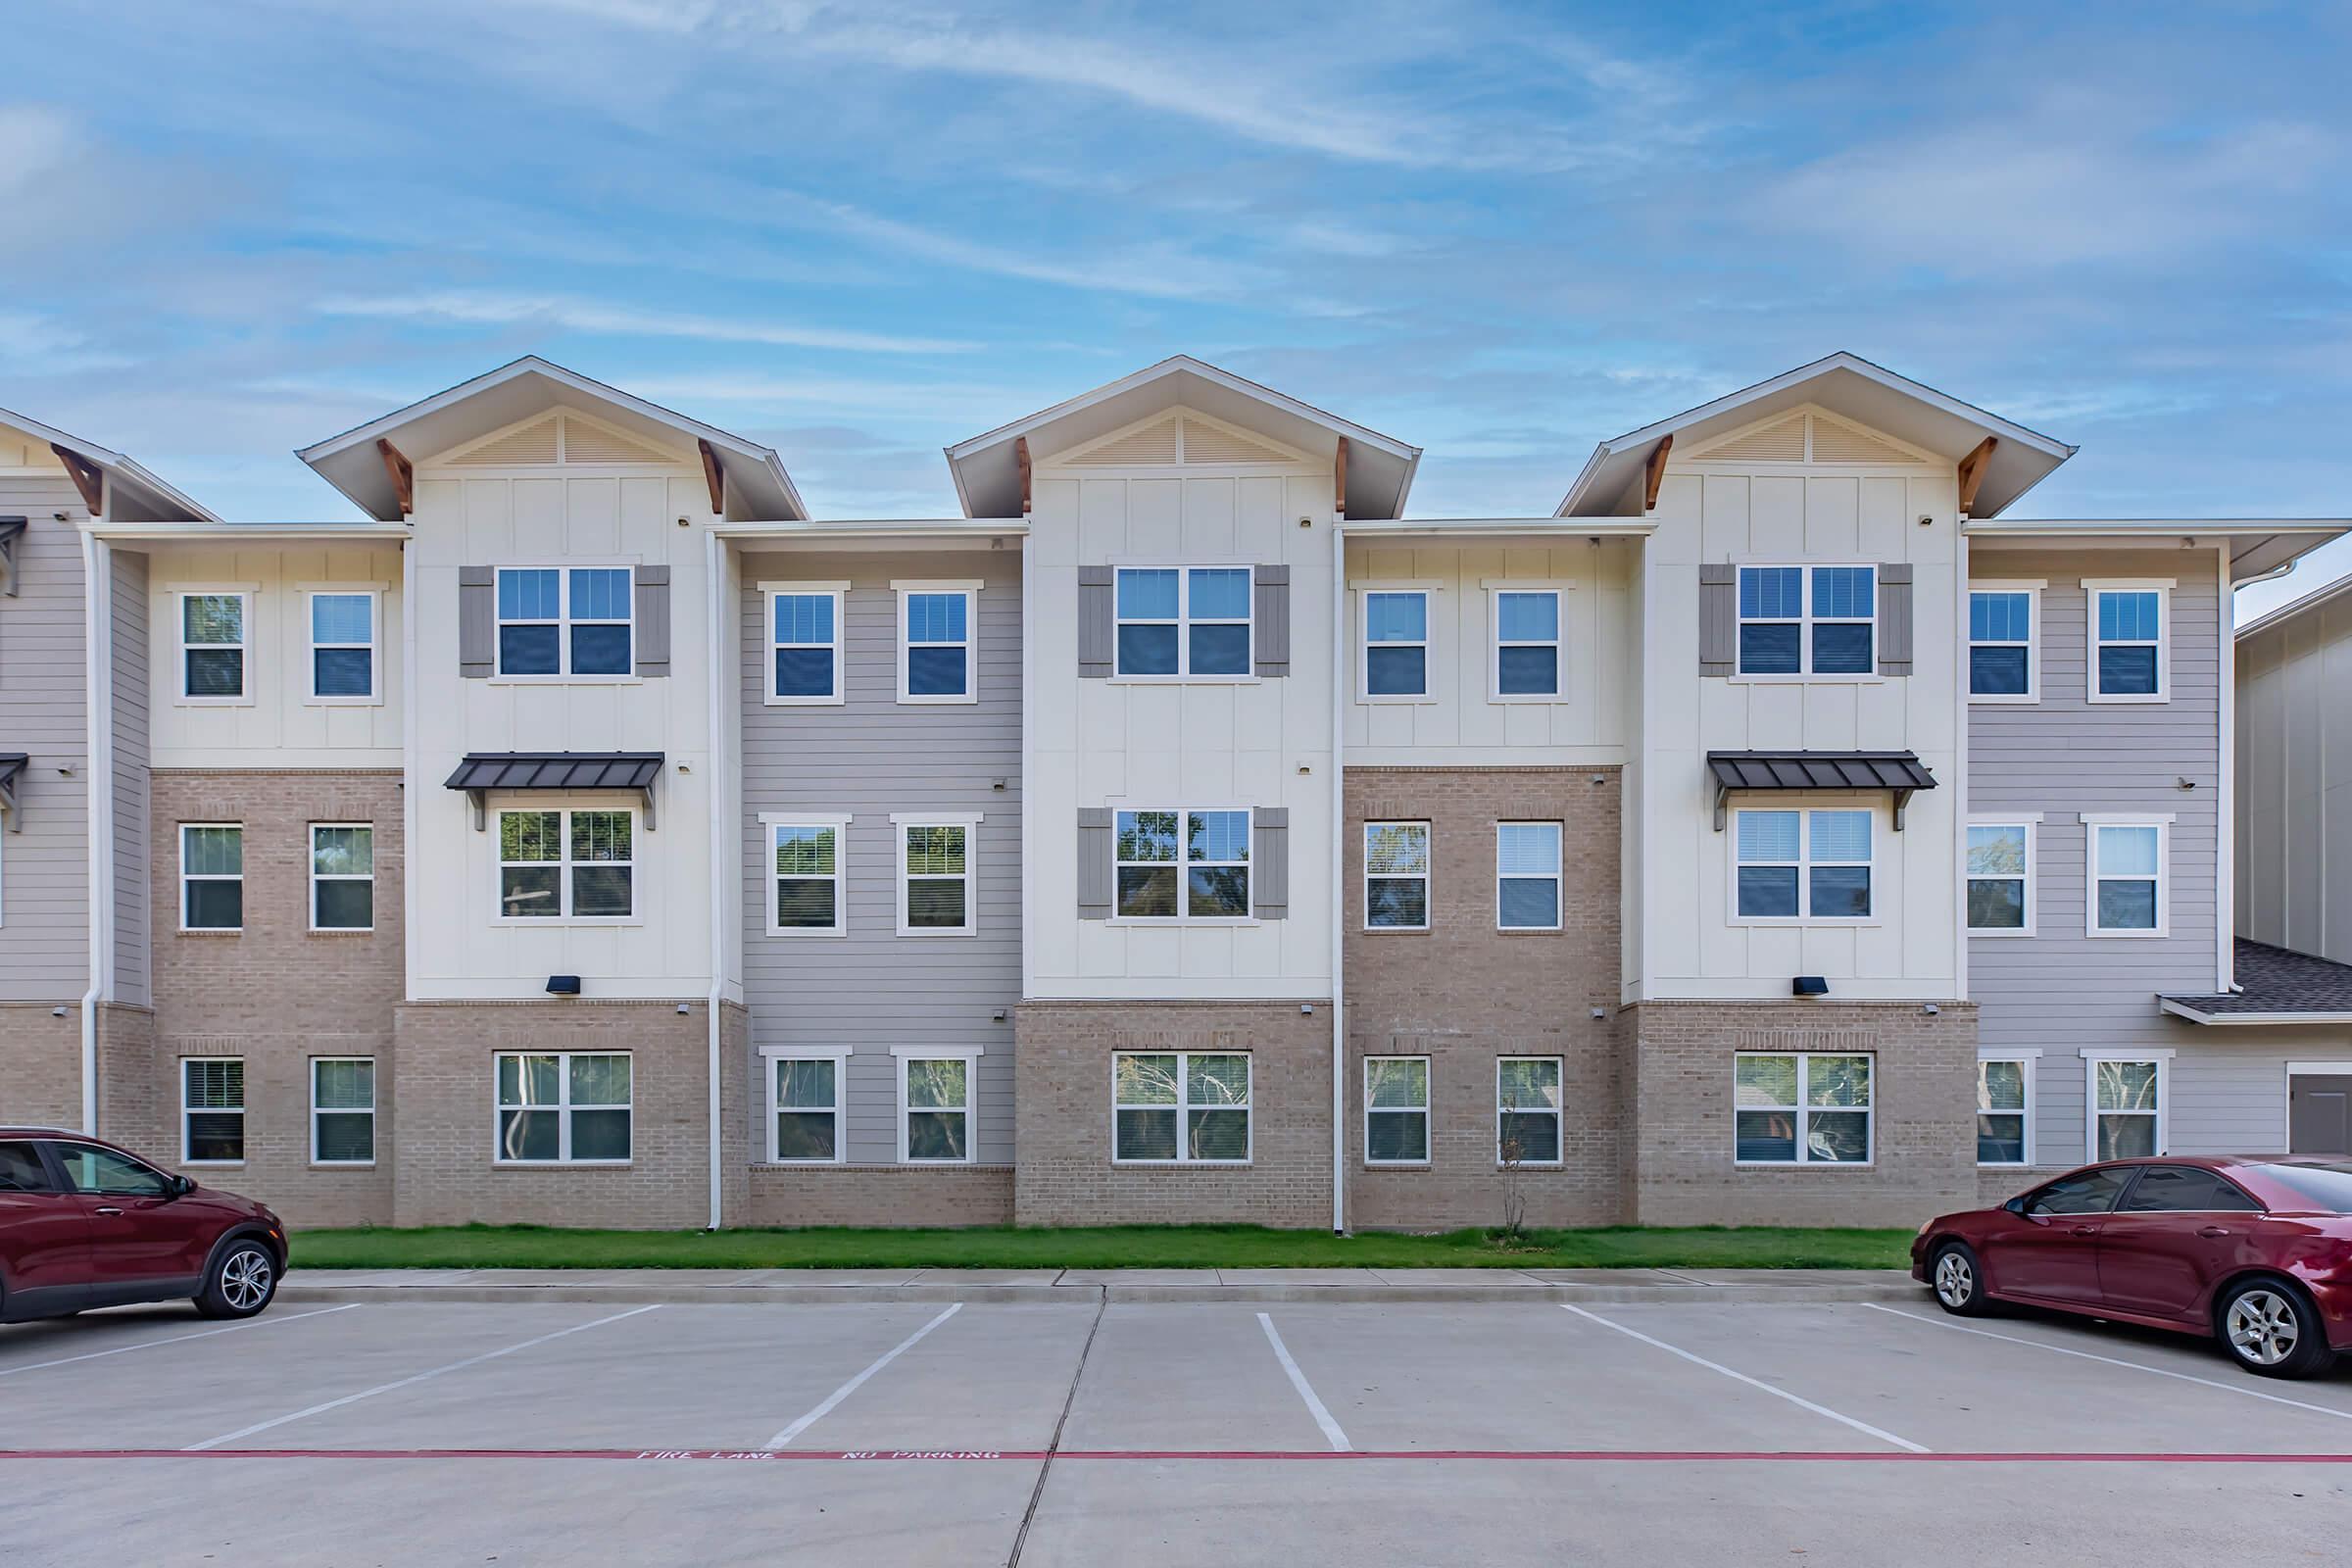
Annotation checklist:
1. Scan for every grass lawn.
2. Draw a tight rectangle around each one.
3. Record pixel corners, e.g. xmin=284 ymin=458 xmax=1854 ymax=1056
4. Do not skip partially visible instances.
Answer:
xmin=289 ymin=1222 xmax=1913 ymax=1272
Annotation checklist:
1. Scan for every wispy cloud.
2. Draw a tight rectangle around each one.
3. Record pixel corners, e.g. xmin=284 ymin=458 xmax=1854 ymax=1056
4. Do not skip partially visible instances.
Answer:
xmin=311 ymin=291 xmax=976 ymax=354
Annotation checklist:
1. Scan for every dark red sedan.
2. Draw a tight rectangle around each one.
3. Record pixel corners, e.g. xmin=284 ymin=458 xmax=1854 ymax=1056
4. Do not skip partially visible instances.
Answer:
xmin=0 ymin=1128 xmax=285 ymax=1324
xmin=1914 ymin=1156 xmax=2352 ymax=1378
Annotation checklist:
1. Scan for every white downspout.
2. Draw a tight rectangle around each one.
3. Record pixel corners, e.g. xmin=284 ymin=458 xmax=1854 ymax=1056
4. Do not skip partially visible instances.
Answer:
xmin=78 ymin=528 xmax=115 ymax=1136
xmin=1329 ymin=518 xmax=1347 ymax=1234
xmin=705 ymin=526 xmax=726 ymax=1231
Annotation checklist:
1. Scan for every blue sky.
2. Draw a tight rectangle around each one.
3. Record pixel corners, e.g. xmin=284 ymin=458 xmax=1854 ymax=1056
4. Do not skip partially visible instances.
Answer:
xmin=5 ymin=1 xmax=2348 ymax=615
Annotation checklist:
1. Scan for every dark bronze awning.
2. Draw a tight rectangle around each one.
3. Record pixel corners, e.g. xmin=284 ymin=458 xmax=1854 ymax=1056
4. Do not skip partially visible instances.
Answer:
xmin=0 ymin=752 xmax=25 ymax=830
xmin=1708 ymin=750 xmax=1937 ymax=831
xmin=444 ymin=751 xmax=663 ymax=830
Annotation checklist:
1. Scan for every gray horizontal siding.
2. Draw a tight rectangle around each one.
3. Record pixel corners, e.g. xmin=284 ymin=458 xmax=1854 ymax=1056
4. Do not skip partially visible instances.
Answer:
xmin=112 ymin=550 xmax=150 ymax=1007
xmin=738 ymin=549 xmax=1021 ymax=1165
xmin=0 ymin=487 xmax=89 ymax=1001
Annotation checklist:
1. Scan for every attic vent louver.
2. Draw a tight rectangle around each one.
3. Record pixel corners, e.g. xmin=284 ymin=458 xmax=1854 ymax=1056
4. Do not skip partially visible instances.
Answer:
xmin=1065 ymin=416 xmax=1183 ymax=466
xmin=1701 ymin=411 xmax=1808 ymax=464
xmin=560 ymin=417 xmax=673 ymax=465
xmin=1176 ymin=416 xmax=1290 ymax=465
xmin=448 ymin=415 xmax=562 ymax=466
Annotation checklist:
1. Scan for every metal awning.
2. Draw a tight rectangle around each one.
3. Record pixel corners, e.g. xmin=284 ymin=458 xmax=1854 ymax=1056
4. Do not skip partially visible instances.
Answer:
xmin=0 ymin=753 xmax=26 ymax=830
xmin=0 ymin=517 xmax=26 ymax=598
xmin=1708 ymin=750 xmax=1937 ymax=831
xmin=444 ymin=752 xmax=663 ymax=830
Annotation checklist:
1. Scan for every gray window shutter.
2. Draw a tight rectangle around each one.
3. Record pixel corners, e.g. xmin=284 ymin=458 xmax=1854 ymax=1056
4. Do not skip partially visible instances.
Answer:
xmin=1253 ymin=807 xmax=1289 ymax=919
xmin=1878 ymin=563 xmax=1914 ymax=676
xmin=1077 ymin=808 xmax=1113 ymax=918
xmin=1253 ymin=565 xmax=1291 ymax=676
xmin=1078 ymin=566 xmax=1113 ymax=678
xmin=635 ymin=564 xmax=671 ymax=677
xmin=1698 ymin=563 xmax=1737 ymax=676
xmin=459 ymin=566 xmax=495 ymax=678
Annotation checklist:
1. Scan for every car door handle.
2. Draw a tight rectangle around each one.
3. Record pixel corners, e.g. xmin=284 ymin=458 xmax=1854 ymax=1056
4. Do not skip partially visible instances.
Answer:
xmin=93 ymin=1205 xmax=123 ymax=1216
xmin=2069 ymin=1225 xmax=2098 ymax=1237
xmin=2197 ymin=1226 xmax=2231 ymax=1239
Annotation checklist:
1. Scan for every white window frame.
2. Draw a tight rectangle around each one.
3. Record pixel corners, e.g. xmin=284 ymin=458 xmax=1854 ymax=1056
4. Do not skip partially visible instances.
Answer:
xmin=1733 ymin=1052 xmax=1876 ymax=1167
xmin=763 ymin=581 xmax=848 ymax=707
xmin=1110 ymin=564 xmax=1255 ymax=681
xmin=1363 ymin=1055 xmax=1432 ymax=1167
xmin=492 ymin=563 xmax=637 ymax=682
xmin=2083 ymin=813 xmax=2171 ymax=938
xmin=1363 ymin=820 xmax=1432 ymax=932
xmin=1975 ymin=1049 xmax=2037 ymax=1168
xmin=1964 ymin=814 xmax=2038 ymax=937
xmin=1494 ymin=820 xmax=1562 ymax=932
xmin=893 ymin=1045 xmax=980 ymax=1165
xmin=893 ymin=579 xmax=979 ymax=706
xmin=1357 ymin=583 xmax=1436 ymax=703
xmin=761 ymin=812 xmax=849 ymax=937
xmin=893 ymin=813 xmax=979 ymax=937
xmin=1110 ymin=1050 xmax=1253 ymax=1166
xmin=180 ymin=1055 xmax=245 ymax=1166
xmin=1966 ymin=581 xmax=2040 ymax=704
xmin=493 ymin=1051 xmax=633 ymax=1166
xmin=2084 ymin=578 xmax=2172 ymax=705
xmin=1730 ymin=806 xmax=1878 ymax=925
xmin=1486 ymin=580 xmax=1569 ymax=703
xmin=1494 ymin=1055 xmax=1564 ymax=1167
xmin=762 ymin=1047 xmax=849 ymax=1165
xmin=309 ymin=822 xmax=375 ymax=933
xmin=179 ymin=822 xmax=244 ymax=933
xmin=310 ymin=1055 xmax=376 ymax=1166
xmin=2082 ymin=1048 xmax=2170 ymax=1161
xmin=494 ymin=807 xmax=638 ymax=924
xmin=1732 ymin=562 xmax=1879 ymax=681
xmin=302 ymin=586 xmax=383 ymax=705
xmin=175 ymin=588 xmax=256 ymax=707
xmin=1110 ymin=807 xmax=1255 ymax=925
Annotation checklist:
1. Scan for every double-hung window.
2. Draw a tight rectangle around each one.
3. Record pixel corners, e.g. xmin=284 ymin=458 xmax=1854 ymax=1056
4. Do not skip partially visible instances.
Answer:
xmin=496 ymin=1052 xmax=632 ymax=1163
xmin=1734 ymin=808 xmax=1873 ymax=921
xmin=2086 ymin=581 xmax=2168 ymax=701
xmin=1495 ymin=822 xmax=1561 ymax=930
xmin=312 ymin=1057 xmax=376 ymax=1164
xmin=767 ymin=584 xmax=845 ymax=704
xmin=1965 ymin=820 xmax=2034 ymax=933
xmin=1493 ymin=587 xmax=1562 ymax=698
xmin=1737 ymin=564 xmax=1875 ymax=676
xmin=310 ymin=824 xmax=374 ymax=932
xmin=498 ymin=809 xmax=634 ymax=921
xmin=1967 ymin=585 xmax=2037 ymax=700
xmin=1113 ymin=1052 xmax=1250 ymax=1163
xmin=2086 ymin=1054 xmax=2165 ymax=1159
xmin=1115 ymin=808 xmax=1250 ymax=920
xmin=181 ymin=1057 xmax=245 ymax=1163
xmin=1364 ymin=1057 xmax=1430 ymax=1164
xmin=898 ymin=1052 xmax=974 ymax=1162
xmin=1115 ymin=566 xmax=1251 ymax=677
xmin=496 ymin=566 xmax=632 ymax=677
xmin=768 ymin=817 xmax=846 ymax=934
xmin=896 ymin=581 xmax=976 ymax=703
xmin=1976 ymin=1054 xmax=2033 ymax=1167
xmin=897 ymin=816 xmax=975 ymax=934
xmin=1735 ymin=1053 xmax=1872 ymax=1164
xmin=307 ymin=590 xmax=379 ymax=702
xmin=1364 ymin=821 xmax=1431 ymax=930
xmin=2085 ymin=816 xmax=2166 ymax=935
xmin=179 ymin=592 xmax=249 ymax=702
xmin=767 ymin=1051 xmax=845 ymax=1163
xmin=1496 ymin=1057 xmax=1562 ymax=1164
xmin=1362 ymin=589 xmax=1429 ymax=698
xmin=180 ymin=823 xmax=244 ymax=932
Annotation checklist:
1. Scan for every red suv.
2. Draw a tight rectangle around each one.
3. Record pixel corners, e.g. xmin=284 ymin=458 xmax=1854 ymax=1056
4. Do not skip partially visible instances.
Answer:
xmin=0 ymin=1129 xmax=285 ymax=1324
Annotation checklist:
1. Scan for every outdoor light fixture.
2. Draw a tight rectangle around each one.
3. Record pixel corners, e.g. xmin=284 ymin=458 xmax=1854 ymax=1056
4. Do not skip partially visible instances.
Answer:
xmin=1791 ymin=976 xmax=1829 ymax=998
xmin=546 ymin=975 xmax=582 ymax=997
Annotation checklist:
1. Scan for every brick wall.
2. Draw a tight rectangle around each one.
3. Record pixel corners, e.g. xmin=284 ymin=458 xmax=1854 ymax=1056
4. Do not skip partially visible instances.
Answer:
xmin=743 ymin=1164 xmax=1014 ymax=1227
xmin=1631 ymin=999 xmax=1979 ymax=1227
xmin=1013 ymin=1000 xmax=1333 ymax=1227
xmin=0 ymin=1004 xmax=84 ymax=1127
xmin=1344 ymin=766 xmax=1631 ymax=1229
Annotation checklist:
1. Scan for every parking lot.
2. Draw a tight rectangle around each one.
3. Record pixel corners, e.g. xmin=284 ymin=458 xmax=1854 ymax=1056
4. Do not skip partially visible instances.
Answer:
xmin=5 ymin=1293 xmax=2350 ymax=1566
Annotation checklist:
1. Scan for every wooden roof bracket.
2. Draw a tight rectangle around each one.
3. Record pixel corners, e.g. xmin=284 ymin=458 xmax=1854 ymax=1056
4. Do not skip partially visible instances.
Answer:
xmin=1643 ymin=433 xmax=1674 ymax=513
xmin=375 ymin=438 xmax=415 ymax=518
xmin=1956 ymin=435 xmax=1997 ymax=517
xmin=697 ymin=438 xmax=725 ymax=515
xmin=1335 ymin=435 xmax=1348 ymax=518
xmin=51 ymin=445 xmax=103 ymax=514
xmin=1015 ymin=435 xmax=1033 ymax=516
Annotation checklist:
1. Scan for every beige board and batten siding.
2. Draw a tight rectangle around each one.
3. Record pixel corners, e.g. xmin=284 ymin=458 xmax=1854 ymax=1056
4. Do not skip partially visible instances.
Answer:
xmin=0 ymin=447 xmax=90 ymax=1002
xmin=738 ymin=547 xmax=1021 ymax=1164
xmin=2238 ymin=582 xmax=2352 ymax=966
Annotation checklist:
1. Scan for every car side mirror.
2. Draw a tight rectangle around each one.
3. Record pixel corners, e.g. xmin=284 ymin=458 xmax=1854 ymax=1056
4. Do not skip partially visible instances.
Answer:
xmin=169 ymin=1174 xmax=196 ymax=1198
xmin=2003 ymin=1196 xmax=2027 ymax=1215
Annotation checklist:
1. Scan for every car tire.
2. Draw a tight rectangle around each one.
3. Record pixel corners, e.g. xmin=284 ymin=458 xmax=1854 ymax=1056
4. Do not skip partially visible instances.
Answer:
xmin=194 ymin=1237 xmax=278 ymax=1320
xmin=2215 ymin=1278 xmax=2335 ymax=1380
xmin=1930 ymin=1241 xmax=1995 ymax=1316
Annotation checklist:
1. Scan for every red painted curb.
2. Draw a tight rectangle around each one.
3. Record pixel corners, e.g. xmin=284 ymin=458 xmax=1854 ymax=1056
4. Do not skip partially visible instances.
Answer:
xmin=5 ymin=1446 xmax=2352 ymax=1464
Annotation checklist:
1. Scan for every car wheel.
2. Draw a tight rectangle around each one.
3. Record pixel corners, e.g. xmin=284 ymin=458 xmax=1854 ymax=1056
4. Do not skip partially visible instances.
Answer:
xmin=195 ymin=1238 xmax=277 ymax=1320
xmin=1930 ymin=1241 xmax=1994 ymax=1316
xmin=2216 ymin=1279 xmax=2334 ymax=1380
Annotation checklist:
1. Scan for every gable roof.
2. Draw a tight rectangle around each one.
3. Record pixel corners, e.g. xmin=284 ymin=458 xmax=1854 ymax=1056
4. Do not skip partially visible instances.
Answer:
xmin=296 ymin=356 xmax=806 ymax=521
xmin=0 ymin=405 xmax=220 ymax=522
xmin=946 ymin=356 xmax=1421 ymax=520
xmin=1555 ymin=352 xmax=2077 ymax=519
xmin=2160 ymin=939 xmax=2352 ymax=1024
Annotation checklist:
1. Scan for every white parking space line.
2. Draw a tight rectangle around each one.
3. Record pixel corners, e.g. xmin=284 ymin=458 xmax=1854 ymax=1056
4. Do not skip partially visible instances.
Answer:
xmin=764 ymin=1302 xmax=962 ymax=1449
xmin=1559 ymin=1303 xmax=1929 ymax=1453
xmin=1861 ymin=1303 xmax=2352 ymax=1424
xmin=183 ymin=1304 xmax=662 ymax=1451
xmin=1256 ymin=1312 xmax=1351 ymax=1452
xmin=0 ymin=1304 xmax=361 ymax=1382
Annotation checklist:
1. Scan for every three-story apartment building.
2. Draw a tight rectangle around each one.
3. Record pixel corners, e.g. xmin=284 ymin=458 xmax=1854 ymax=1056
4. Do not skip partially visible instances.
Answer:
xmin=3 ymin=352 xmax=2342 ymax=1232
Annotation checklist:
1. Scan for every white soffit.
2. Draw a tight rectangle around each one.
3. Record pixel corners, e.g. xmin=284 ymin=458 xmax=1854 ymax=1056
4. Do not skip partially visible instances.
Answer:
xmin=0 ymin=405 xmax=220 ymax=522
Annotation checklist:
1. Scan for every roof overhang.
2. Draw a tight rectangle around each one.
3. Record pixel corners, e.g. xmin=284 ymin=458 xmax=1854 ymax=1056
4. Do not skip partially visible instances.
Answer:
xmin=445 ymin=751 xmax=664 ymax=830
xmin=85 ymin=520 xmax=415 ymax=544
xmin=2157 ymin=1000 xmax=2352 ymax=1027
xmin=2235 ymin=565 xmax=2352 ymax=641
xmin=1966 ymin=518 xmax=2352 ymax=582
xmin=1339 ymin=515 xmax=1655 ymax=543
xmin=713 ymin=517 xmax=1025 ymax=544
xmin=0 ymin=405 xmax=220 ymax=522
xmin=946 ymin=357 xmax=1420 ymax=520
xmin=0 ymin=752 xmax=25 ymax=830
xmin=297 ymin=358 xmax=805 ymax=523
xmin=1707 ymin=750 xmax=1938 ymax=831
xmin=1558 ymin=353 xmax=2076 ymax=519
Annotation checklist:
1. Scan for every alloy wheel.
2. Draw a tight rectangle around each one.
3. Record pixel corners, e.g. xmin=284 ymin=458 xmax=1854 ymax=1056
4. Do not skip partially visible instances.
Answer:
xmin=1934 ymin=1250 xmax=1974 ymax=1308
xmin=221 ymin=1248 xmax=273 ymax=1312
xmin=2226 ymin=1290 xmax=2299 ymax=1366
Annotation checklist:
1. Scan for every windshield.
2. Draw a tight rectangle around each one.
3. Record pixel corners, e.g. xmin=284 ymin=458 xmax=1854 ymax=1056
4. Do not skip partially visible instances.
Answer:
xmin=2248 ymin=1162 xmax=2352 ymax=1213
